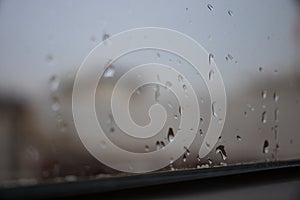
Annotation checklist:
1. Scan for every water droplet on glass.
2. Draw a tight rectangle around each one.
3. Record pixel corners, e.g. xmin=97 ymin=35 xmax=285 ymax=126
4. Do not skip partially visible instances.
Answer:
xmin=49 ymin=75 xmax=60 ymax=92
xmin=145 ymin=145 xmax=150 ymax=152
xmin=199 ymin=129 xmax=204 ymax=136
xmin=167 ymin=128 xmax=175 ymax=142
xmin=157 ymin=52 xmax=161 ymax=58
xmin=273 ymin=92 xmax=279 ymax=103
xmin=236 ymin=135 xmax=241 ymax=141
xmin=184 ymin=146 xmax=190 ymax=156
xmin=103 ymin=65 xmax=115 ymax=78
xmin=136 ymin=89 xmax=141 ymax=95
xmin=209 ymin=70 xmax=214 ymax=81
xmin=262 ymin=111 xmax=267 ymax=124
xmin=209 ymin=53 xmax=214 ymax=65
xmin=207 ymin=158 xmax=213 ymax=165
xmin=259 ymin=67 xmax=263 ymax=72
xmin=263 ymin=140 xmax=269 ymax=154
xmin=247 ymin=104 xmax=255 ymax=111
xmin=261 ymin=90 xmax=267 ymax=99
xmin=274 ymin=108 xmax=279 ymax=122
xmin=228 ymin=54 xmax=233 ymax=60
xmin=228 ymin=9 xmax=233 ymax=16
xmin=178 ymin=75 xmax=183 ymax=82
xmin=207 ymin=4 xmax=213 ymax=11
xmin=212 ymin=101 xmax=218 ymax=117
xmin=156 ymin=141 xmax=160 ymax=150
xmin=216 ymin=145 xmax=227 ymax=160
xmin=183 ymin=154 xmax=187 ymax=162
xmin=103 ymin=33 xmax=110 ymax=41
xmin=51 ymin=96 xmax=60 ymax=112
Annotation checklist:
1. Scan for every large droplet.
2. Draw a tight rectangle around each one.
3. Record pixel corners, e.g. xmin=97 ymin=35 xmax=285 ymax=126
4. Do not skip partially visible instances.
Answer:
xmin=216 ymin=145 xmax=227 ymax=160
xmin=167 ymin=128 xmax=175 ymax=142
xmin=263 ymin=140 xmax=269 ymax=154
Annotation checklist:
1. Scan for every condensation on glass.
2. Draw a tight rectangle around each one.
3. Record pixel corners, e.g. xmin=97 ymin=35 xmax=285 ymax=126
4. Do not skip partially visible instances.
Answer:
xmin=0 ymin=0 xmax=299 ymax=187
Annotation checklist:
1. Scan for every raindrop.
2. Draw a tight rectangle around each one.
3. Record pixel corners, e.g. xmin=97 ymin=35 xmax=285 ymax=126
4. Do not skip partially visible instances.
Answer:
xmin=178 ymin=75 xmax=183 ymax=82
xmin=209 ymin=70 xmax=214 ymax=81
xmin=273 ymin=92 xmax=279 ymax=103
xmin=103 ymin=65 xmax=115 ymax=78
xmin=208 ymin=53 xmax=214 ymax=65
xmin=227 ymin=54 xmax=233 ymax=60
xmin=236 ymin=135 xmax=241 ymax=141
xmin=259 ymin=67 xmax=263 ymax=72
xmin=182 ymin=84 xmax=187 ymax=91
xmin=263 ymin=140 xmax=269 ymax=154
xmin=247 ymin=104 xmax=255 ymax=111
xmin=274 ymin=108 xmax=279 ymax=122
xmin=145 ymin=145 xmax=150 ymax=152
xmin=184 ymin=147 xmax=190 ymax=156
xmin=207 ymin=158 xmax=213 ymax=165
xmin=51 ymin=96 xmax=60 ymax=112
xmin=216 ymin=145 xmax=227 ymax=160
xmin=261 ymin=111 xmax=267 ymax=124
xmin=261 ymin=90 xmax=267 ymax=99
xmin=49 ymin=75 xmax=60 ymax=92
xmin=228 ymin=9 xmax=233 ymax=16
xmin=179 ymin=106 xmax=182 ymax=115
xmin=207 ymin=4 xmax=213 ymax=11
xmin=136 ymin=89 xmax=141 ymax=95
xmin=157 ymin=52 xmax=161 ymax=59
xmin=109 ymin=127 xmax=115 ymax=132
xmin=199 ymin=129 xmax=204 ymax=136
xmin=167 ymin=128 xmax=175 ymax=142
xmin=156 ymin=141 xmax=165 ymax=150
xmin=183 ymin=154 xmax=187 ymax=162
xmin=156 ymin=141 xmax=160 ymax=150
xmin=212 ymin=102 xmax=218 ymax=117
xmin=174 ymin=114 xmax=178 ymax=120
xmin=102 ymin=33 xmax=110 ymax=41
xmin=196 ymin=154 xmax=201 ymax=162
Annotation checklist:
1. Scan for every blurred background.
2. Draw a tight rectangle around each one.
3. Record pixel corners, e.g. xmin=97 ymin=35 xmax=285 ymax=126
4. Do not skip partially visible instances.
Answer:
xmin=0 ymin=0 xmax=299 ymax=188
